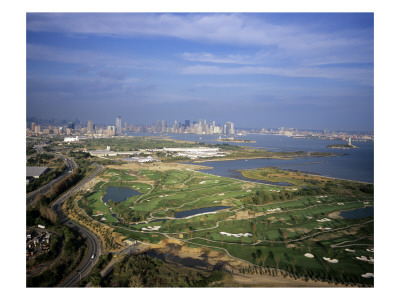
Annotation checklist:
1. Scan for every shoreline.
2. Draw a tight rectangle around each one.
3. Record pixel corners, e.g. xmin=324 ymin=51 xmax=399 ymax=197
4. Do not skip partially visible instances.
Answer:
xmin=238 ymin=167 xmax=373 ymax=185
xmin=191 ymin=153 xmax=339 ymax=163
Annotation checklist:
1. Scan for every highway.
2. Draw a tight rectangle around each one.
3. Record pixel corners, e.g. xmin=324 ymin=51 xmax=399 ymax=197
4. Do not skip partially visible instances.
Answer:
xmin=27 ymin=144 xmax=105 ymax=286
xmin=50 ymin=163 xmax=105 ymax=287
xmin=26 ymin=155 xmax=77 ymax=207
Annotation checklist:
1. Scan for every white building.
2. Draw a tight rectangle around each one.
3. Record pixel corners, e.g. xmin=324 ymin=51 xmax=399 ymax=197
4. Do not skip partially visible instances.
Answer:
xmin=163 ymin=147 xmax=226 ymax=159
xmin=64 ymin=136 xmax=79 ymax=142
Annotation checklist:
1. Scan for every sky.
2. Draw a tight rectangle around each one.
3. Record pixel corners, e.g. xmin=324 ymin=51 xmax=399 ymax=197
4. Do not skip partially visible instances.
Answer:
xmin=26 ymin=13 xmax=374 ymax=131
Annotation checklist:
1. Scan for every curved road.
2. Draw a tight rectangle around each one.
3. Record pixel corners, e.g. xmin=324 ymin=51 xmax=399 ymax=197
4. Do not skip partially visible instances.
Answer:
xmin=50 ymin=163 xmax=105 ymax=287
xmin=26 ymin=155 xmax=77 ymax=207
xmin=26 ymin=146 xmax=105 ymax=287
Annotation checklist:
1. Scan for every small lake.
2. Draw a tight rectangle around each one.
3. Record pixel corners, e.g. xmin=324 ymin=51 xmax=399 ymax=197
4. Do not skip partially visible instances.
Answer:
xmin=340 ymin=206 xmax=374 ymax=219
xmin=174 ymin=206 xmax=231 ymax=219
xmin=102 ymin=186 xmax=142 ymax=203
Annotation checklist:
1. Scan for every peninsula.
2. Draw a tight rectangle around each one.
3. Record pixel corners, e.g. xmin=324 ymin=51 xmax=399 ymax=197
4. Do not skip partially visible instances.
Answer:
xmin=327 ymin=144 xmax=358 ymax=149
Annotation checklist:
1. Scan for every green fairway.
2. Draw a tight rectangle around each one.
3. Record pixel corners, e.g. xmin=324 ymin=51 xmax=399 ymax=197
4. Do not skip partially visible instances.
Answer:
xmin=78 ymin=163 xmax=373 ymax=285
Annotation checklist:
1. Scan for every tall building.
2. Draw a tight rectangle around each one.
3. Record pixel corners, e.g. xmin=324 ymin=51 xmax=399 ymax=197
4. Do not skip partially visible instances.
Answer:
xmin=107 ymin=125 xmax=116 ymax=136
xmin=116 ymin=116 xmax=122 ymax=135
xmin=184 ymin=120 xmax=190 ymax=129
xmin=87 ymin=120 xmax=93 ymax=134
xmin=225 ymin=121 xmax=235 ymax=135
xmin=161 ymin=120 xmax=167 ymax=132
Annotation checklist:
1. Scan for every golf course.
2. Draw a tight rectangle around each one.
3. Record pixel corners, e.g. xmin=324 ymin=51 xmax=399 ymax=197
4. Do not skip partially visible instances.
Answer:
xmin=68 ymin=157 xmax=374 ymax=287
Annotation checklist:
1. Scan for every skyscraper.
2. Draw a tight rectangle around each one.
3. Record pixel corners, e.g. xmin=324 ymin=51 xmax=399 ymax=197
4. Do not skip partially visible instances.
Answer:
xmin=225 ymin=121 xmax=235 ymax=135
xmin=116 ymin=116 xmax=122 ymax=135
xmin=161 ymin=120 xmax=167 ymax=133
xmin=87 ymin=120 xmax=93 ymax=134
xmin=184 ymin=120 xmax=190 ymax=130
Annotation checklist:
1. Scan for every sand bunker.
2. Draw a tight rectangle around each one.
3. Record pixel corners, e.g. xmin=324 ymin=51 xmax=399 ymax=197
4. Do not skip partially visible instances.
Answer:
xmin=199 ymin=181 xmax=206 ymax=184
xmin=323 ymin=257 xmax=339 ymax=263
xmin=142 ymin=225 xmax=161 ymax=231
xmin=337 ymin=202 xmax=344 ymax=205
xmin=361 ymin=273 xmax=374 ymax=278
xmin=267 ymin=208 xmax=281 ymax=212
xmin=92 ymin=214 xmax=104 ymax=217
xmin=315 ymin=227 xmax=332 ymax=231
xmin=356 ymin=256 xmax=374 ymax=263
xmin=100 ymin=217 xmax=106 ymax=221
xmin=306 ymin=216 xmax=313 ymax=219
xmin=220 ymin=232 xmax=252 ymax=238
xmin=218 ymin=193 xmax=225 ymax=196
xmin=317 ymin=218 xmax=332 ymax=222
xmin=345 ymin=249 xmax=356 ymax=252
xmin=366 ymin=248 xmax=374 ymax=252
xmin=304 ymin=253 xmax=314 ymax=258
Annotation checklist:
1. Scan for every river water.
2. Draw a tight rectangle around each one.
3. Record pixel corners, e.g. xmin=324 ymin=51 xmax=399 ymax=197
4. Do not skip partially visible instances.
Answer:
xmin=128 ymin=133 xmax=373 ymax=183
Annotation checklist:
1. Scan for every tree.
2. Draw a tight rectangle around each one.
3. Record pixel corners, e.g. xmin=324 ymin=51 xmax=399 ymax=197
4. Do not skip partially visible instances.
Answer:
xmin=251 ymin=222 xmax=256 ymax=235
xmin=256 ymin=249 xmax=262 ymax=258
xmin=274 ymin=256 xmax=280 ymax=268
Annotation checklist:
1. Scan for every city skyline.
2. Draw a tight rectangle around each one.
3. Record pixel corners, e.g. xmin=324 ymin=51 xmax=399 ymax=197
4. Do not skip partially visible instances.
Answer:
xmin=27 ymin=13 xmax=374 ymax=131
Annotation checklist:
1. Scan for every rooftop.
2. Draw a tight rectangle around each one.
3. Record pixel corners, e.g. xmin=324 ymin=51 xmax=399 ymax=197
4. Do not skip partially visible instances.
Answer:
xmin=26 ymin=166 xmax=49 ymax=177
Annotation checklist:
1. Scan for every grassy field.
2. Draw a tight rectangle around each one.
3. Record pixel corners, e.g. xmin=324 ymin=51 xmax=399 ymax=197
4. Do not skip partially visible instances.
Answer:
xmin=77 ymin=162 xmax=373 ymax=286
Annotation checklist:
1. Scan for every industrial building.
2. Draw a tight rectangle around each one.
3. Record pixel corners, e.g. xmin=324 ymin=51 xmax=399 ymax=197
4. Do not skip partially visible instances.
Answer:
xmin=26 ymin=166 xmax=50 ymax=184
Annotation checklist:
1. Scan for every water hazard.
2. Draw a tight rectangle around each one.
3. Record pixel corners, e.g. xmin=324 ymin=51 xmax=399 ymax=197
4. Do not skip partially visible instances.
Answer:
xmin=174 ymin=206 xmax=231 ymax=218
xmin=102 ymin=186 xmax=142 ymax=203
xmin=340 ymin=206 xmax=374 ymax=220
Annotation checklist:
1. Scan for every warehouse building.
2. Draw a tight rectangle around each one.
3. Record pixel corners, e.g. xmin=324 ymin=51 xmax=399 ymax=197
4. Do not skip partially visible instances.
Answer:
xmin=26 ymin=166 xmax=50 ymax=184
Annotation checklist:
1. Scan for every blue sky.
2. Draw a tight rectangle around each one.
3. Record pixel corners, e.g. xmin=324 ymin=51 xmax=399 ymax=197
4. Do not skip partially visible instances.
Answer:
xmin=26 ymin=13 xmax=374 ymax=131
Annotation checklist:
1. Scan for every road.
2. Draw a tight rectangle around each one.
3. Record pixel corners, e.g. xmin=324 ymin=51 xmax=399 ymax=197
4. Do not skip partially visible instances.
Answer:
xmin=26 ymin=144 xmax=105 ymax=286
xmin=50 ymin=163 xmax=105 ymax=287
xmin=26 ymin=155 xmax=77 ymax=207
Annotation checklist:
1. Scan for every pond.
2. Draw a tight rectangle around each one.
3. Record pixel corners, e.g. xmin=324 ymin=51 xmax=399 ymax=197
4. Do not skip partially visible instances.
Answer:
xmin=340 ymin=206 xmax=374 ymax=220
xmin=102 ymin=186 xmax=142 ymax=203
xmin=174 ymin=206 xmax=231 ymax=219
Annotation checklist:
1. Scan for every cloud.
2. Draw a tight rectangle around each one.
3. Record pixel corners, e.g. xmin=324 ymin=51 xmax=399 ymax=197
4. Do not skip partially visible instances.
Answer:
xmin=27 ymin=43 xmax=169 ymax=73
xmin=27 ymin=13 xmax=281 ymax=46
xmin=195 ymin=82 xmax=256 ymax=88
xmin=181 ymin=64 xmax=373 ymax=84
xmin=99 ymin=70 xmax=127 ymax=80
xmin=27 ymin=43 xmax=111 ymax=65
xmin=27 ymin=13 xmax=372 ymax=55
xmin=181 ymin=52 xmax=252 ymax=65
